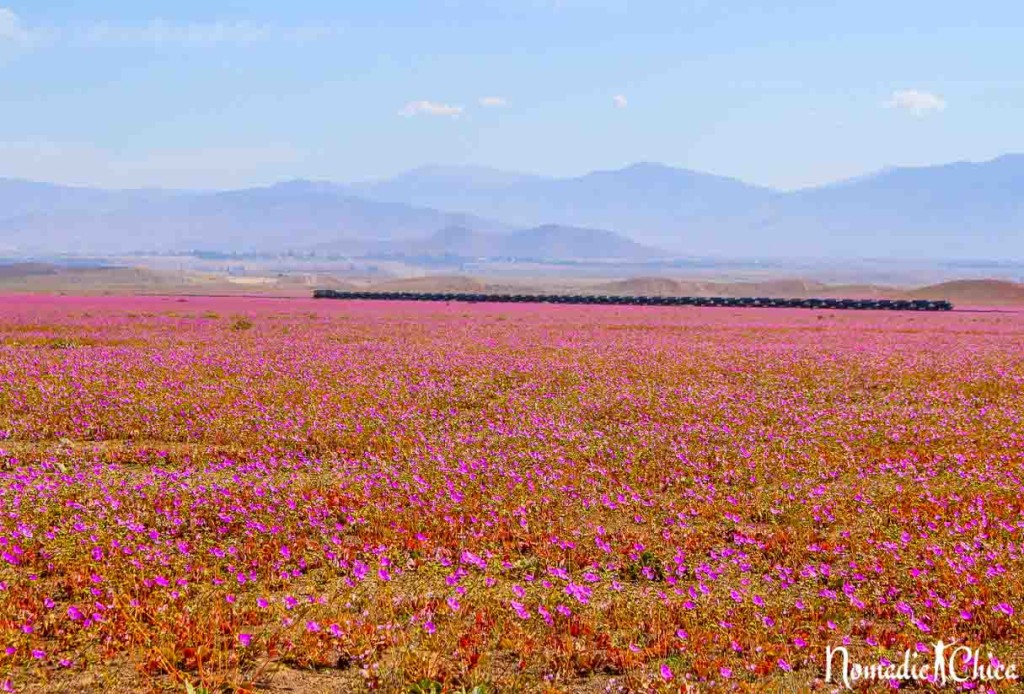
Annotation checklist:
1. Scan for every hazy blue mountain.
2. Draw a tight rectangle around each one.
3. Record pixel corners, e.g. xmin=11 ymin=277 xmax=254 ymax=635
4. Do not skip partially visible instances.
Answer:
xmin=352 ymin=157 xmax=1024 ymax=258
xmin=2 ymin=155 xmax=1023 ymax=259
xmin=0 ymin=179 xmax=507 ymax=254
xmin=0 ymin=178 xmax=180 ymax=219
xmin=380 ymin=224 xmax=665 ymax=261
xmin=754 ymin=154 xmax=1024 ymax=257
xmin=353 ymin=162 xmax=777 ymax=249
xmin=496 ymin=224 xmax=664 ymax=261
xmin=353 ymin=165 xmax=545 ymax=196
xmin=349 ymin=165 xmax=549 ymax=218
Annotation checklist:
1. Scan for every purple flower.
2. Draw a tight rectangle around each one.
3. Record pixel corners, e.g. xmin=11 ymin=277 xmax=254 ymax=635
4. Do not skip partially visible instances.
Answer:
xmin=510 ymin=600 xmax=530 ymax=620
xmin=565 ymin=582 xmax=591 ymax=605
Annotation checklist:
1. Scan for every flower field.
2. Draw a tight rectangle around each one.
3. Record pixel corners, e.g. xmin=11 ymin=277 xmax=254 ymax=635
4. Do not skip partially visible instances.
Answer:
xmin=1 ymin=295 xmax=1022 ymax=692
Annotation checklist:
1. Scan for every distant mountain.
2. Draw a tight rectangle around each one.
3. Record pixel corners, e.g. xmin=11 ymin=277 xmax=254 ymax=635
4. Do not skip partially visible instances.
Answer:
xmin=756 ymin=154 xmax=1024 ymax=257
xmin=353 ymin=165 xmax=544 ymax=196
xmin=353 ymin=223 xmax=666 ymax=261
xmin=0 ymin=177 xmax=662 ymax=261
xmin=353 ymin=156 xmax=1024 ymax=258
xmin=353 ymin=162 xmax=777 ymax=249
xmin=349 ymin=166 xmax=548 ymax=223
xmin=497 ymin=224 xmax=663 ymax=261
xmin=0 ymin=178 xmax=180 ymax=219
xmin=2 ymin=155 xmax=1024 ymax=259
xmin=0 ymin=179 xmax=507 ymax=254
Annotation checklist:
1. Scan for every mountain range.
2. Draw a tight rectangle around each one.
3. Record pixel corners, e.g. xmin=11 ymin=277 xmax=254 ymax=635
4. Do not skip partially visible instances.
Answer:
xmin=2 ymin=154 xmax=1023 ymax=260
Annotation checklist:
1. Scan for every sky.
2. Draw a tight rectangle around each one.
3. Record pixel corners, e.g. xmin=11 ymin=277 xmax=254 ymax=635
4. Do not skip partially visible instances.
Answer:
xmin=1 ymin=1 xmax=1023 ymax=190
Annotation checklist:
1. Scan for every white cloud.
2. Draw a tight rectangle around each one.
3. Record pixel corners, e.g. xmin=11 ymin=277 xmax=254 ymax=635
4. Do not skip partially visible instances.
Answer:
xmin=612 ymin=94 xmax=628 ymax=109
xmin=0 ymin=7 xmax=27 ymax=42
xmin=399 ymin=100 xmax=464 ymax=118
xmin=885 ymin=89 xmax=946 ymax=116
xmin=479 ymin=96 xmax=508 ymax=108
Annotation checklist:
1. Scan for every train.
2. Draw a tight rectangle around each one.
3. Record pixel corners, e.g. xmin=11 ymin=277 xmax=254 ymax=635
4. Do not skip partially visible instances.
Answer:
xmin=312 ymin=289 xmax=954 ymax=311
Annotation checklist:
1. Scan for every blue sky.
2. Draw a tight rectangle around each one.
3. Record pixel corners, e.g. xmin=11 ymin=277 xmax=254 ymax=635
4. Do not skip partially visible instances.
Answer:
xmin=1 ymin=1 xmax=1022 ymax=190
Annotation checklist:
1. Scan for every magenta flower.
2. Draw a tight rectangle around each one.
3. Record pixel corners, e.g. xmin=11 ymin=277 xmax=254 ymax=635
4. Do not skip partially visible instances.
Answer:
xmin=565 ymin=583 xmax=591 ymax=605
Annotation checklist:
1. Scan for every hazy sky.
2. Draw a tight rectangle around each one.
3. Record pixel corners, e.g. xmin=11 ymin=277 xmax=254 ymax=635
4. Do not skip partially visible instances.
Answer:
xmin=1 ymin=1 xmax=1022 ymax=190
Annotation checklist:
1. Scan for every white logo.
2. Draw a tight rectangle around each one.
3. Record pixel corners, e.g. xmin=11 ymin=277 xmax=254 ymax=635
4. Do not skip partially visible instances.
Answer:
xmin=825 ymin=641 xmax=1018 ymax=689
